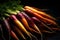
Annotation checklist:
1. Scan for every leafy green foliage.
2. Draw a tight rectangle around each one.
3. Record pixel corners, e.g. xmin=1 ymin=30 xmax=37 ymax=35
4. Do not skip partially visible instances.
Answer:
xmin=0 ymin=0 xmax=23 ymax=20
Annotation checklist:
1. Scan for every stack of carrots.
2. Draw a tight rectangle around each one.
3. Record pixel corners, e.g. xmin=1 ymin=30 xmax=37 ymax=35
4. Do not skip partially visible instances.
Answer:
xmin=0 ymin=3 xmax=60 ymax=40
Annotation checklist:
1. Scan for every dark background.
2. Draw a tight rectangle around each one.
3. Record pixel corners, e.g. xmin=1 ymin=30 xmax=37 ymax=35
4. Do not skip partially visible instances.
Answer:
xmin=0 ymin=0 xmax=60 ymax=40
xmin=21 ymin=0 xmax=60 ymax=17
xmin=21 ymin=0 xmax=60 ymax=25
xmin=19 ymin=0 xmax=60 ymax=40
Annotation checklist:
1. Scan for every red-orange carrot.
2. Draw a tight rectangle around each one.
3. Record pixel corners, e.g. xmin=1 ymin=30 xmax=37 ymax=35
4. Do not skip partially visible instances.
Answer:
xmin=24 ymin=8 xmax=57 ymax=25
xmin=10 ymin=31 xmax=19 ymax=40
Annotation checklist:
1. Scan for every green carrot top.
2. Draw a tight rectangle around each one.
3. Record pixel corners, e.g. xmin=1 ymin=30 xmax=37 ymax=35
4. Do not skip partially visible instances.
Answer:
xmin=0 ymin=0 xmax=23 ymax=20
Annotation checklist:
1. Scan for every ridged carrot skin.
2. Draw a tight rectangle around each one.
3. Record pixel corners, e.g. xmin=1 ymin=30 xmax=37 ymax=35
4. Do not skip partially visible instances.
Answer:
xmin=13 ymin=26 xmax=26 ymax=40
xmin=24 ymin=6 xmax=56 ymax=20
xmin=10 ymin=31 xmax=19 ymax=40
xmin=10 ymin=15 xmax=31 ymax=38
xmin=21 ymin=12 xmax=42 ymax=34
xmin=17 ymin=13 xmax=40 ymax=34
xmin=32 ymin=17 xmax=54 ymax=32
xmin=24 ymin=8 xmax=57 ymax=25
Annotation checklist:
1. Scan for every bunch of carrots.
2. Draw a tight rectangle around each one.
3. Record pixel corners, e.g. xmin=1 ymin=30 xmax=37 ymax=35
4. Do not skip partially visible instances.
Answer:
xmin=0 ymin=1 xmax=60 ymax=40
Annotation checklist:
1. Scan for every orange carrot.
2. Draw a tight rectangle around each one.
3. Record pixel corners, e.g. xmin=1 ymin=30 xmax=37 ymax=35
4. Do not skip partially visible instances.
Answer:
xmin=17 ymin=13 xmax=41 ymax=34
xmin=21 ymin=12 xmax=42 ymax=34
xmin=24 ymin=8 xmax=57 ymax=25
xmin=24 ymin=6 xmax=56 ymax=20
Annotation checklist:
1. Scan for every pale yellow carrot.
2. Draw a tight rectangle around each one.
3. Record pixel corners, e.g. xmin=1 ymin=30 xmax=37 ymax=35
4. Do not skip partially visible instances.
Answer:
xmin=10 ymin=15 xmax=31 ymax=38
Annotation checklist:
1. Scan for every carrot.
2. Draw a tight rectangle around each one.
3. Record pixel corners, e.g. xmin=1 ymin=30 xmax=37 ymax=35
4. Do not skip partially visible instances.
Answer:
xmin=10 ymin=31 xmax=19 ymax=40
xmin=10 ymin=15 xmax=31 ymax=38
xmin=32 ymin=17 xmax=54 ymax=32
xmin=13 ymin=26 xmax=26 ymax=40
xmin=7 ymin=18 xmax=23 ymax=40
xmin=21 ymin=12 xmax=42 ymax=34
xmin=17 ymin=13 xmax=41 ymax=34
xmin=2 ymin=17 xmax=11 ymax=40
xmin=24 ymin=6 xmax=56 ymax=20
xmin=2 ymin=17 xmax=11 ymax=32
xmin=24 ymin=8 xmax=57 ymax=25
xmin=2 ymin=17 xmax=19 ymax=40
